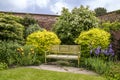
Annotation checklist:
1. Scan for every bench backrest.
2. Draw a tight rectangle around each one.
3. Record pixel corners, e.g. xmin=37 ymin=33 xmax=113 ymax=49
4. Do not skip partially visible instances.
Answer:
xmin=49 ymin=45 xmax=80 ymax=54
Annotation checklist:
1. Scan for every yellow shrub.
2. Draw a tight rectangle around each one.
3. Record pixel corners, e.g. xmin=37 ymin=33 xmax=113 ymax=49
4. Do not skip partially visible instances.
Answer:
xmin=26 ymin=30 xmax=61 ymax=53
xmin=75 ymin=28 xmax=111 ymax=49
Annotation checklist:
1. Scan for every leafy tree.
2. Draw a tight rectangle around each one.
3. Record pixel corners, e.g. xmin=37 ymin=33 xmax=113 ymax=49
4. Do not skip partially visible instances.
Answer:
xmin=53 ymin=6 xmax=99 ymax=44
xmin=94 ymin=7 xmax=107 ymax=16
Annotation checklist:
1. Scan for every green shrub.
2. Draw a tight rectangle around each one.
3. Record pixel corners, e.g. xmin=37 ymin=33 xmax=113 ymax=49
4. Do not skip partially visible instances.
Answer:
xmin=84 ymin=58 xmax=112 ymax=74
xmin=75 ymin=28 xmax=111 ymax=57
xmin=0 ymin=40 xmax=42 ymax=66
xmin=0 ymin=62 xmax=8 ymax=70
xmin=101 ymin=21 xmax=120 ymax=31
xmin=21 ymin=15 xmax=42 ymax=39
xmin=83 ymin=57 xmax=120 ymax=80
xmin=22 ymin=15 xmax=37 ymax=27
xmin=0 ymin=13 xmax=24 ymax=44
xmin=26 ymin=30 xmax=61 ymax=53
xmin=0 ymin=40 xmax=21 ymax=65
xmin=0 ymin=13 xmax=23 ymax=23
xmin=105 ymin=62 xmax=120 ymax=80
xmin=25 ymin=24 xmax=43 ymax=38
xmin=53 ymin=6 xmax=99 ymax=44
xmin=16 ymin=45 xmax=41 ymax=66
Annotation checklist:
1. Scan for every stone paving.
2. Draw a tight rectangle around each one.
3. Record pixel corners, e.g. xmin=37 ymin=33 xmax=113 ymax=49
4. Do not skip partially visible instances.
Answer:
xmin=27 ymin=64 xmax=98 ymax=75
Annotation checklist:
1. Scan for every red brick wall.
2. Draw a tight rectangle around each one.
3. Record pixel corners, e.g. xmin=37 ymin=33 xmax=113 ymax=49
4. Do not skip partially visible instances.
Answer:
xmin=98 ymin=11 xmax=120 ymax=22
xmin=0 ymin=11 xmax=59 ymax=30
xmin=1 ymin=11 xmax=120 ymax=30
xmin=14 ymin=13 xmax=59 ymax=30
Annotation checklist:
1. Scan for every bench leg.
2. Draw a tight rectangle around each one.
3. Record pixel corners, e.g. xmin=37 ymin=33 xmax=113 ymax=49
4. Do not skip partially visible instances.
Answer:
xmin=45 ymin=57 xmax=47 ymax=63
xmin=78 ymin=54 xmax=80 ymax=67
xmin=45 ymin=51 xmax=47 ymax=63
xmin=78 ymin=59 xmax=80 ymax=67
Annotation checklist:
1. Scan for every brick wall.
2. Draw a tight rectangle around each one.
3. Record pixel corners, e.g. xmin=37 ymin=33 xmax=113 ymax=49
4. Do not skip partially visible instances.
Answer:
xmin=98 ymin=11 xmax=120 ymax=22
xmin=0 ymin=11 xmax=59 ymax=30
xmin=1 ymin=11 xmax=120 ymax=30
xmin=2 ymin=11 xmax=120 ymax=30
xmin=14 ymin=12 xmax=59 ymax=30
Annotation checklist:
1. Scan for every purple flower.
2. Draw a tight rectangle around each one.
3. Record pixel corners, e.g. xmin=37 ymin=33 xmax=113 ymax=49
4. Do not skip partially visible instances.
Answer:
xmin=108 ymin=47 xmax=114 ymax=56
xmin=95 ymin=46 xmax=101 ymax=55
xmin=102 ymin=44 xmax=115 ymax=56
xmin=109 ymin=44 xmax=112 ymax=48
xmin=102 ymin=49 xmax=109 ymax=55
xmin=108 ymin=48 xmax=113 ymax=53
xmin=89 ymin=44 xmax=115 ymax=57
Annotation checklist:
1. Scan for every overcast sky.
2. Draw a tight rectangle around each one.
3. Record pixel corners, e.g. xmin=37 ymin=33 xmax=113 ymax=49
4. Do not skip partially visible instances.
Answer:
xmin=0 ymin=0 xmax=120 ymax=15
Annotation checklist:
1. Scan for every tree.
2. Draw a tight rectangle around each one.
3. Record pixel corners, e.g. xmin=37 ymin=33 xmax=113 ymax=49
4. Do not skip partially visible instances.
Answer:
xmin=53 ymin=6 xmax=99 ymax=44
xmin=94 ymin=7 xmax=107 ymax=16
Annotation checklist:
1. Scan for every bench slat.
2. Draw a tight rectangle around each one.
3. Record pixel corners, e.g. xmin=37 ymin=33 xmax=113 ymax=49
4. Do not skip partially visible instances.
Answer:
xmin=46 ymin=54 xmax=78 ymax=60
xmin=50 ymin=45 xmax=80 ymax=54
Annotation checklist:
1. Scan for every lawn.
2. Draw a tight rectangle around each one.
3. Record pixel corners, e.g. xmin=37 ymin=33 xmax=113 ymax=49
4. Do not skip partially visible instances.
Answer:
xmin=0 ymin=67 xmax=106 ymax=80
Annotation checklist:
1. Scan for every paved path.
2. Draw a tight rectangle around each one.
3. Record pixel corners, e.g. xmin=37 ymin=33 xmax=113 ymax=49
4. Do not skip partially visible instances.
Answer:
xmin=27 ymin=64 xmax=98 ymax=75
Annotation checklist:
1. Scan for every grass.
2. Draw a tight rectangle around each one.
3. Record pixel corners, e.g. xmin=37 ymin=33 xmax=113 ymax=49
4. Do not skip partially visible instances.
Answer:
xmin=0 ymin=67 xmax=106 ymax=80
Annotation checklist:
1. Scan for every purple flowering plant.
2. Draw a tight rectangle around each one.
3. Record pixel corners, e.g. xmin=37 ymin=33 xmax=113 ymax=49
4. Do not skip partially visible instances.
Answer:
xmin=90 ymin=44 xmax=115 ymax=60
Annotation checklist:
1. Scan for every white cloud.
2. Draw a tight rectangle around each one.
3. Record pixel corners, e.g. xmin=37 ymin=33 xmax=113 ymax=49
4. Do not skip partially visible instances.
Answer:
xmin=10 ymin=0 xmax=28 ymax=10
xmin=0 ymin=0 xmax=120 ymax=14
xmin=84 ymin=0 xmax=120 ymax=12
xmin=11 ymin=0 xmax=50 ymax=9
xmin=50 ymin=0 xmax=120 ymax=14
xmin=36 ymin=0 xmax=50 ymax=8
xmin=0 ymin=0 xmax=50 ymax=11
xmin=50 ymin=1 xmax=72 ymax=14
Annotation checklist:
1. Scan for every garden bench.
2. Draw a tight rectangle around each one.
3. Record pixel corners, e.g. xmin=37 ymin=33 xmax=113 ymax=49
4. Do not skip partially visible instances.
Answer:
xmin=45 ymin=45 xmax=81 ymax=67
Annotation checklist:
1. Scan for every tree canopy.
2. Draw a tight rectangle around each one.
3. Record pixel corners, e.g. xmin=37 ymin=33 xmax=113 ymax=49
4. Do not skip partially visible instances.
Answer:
xmin=94 ymin=7 xmax=107 ymax=16
xmin=53 ymin=6 xmax=99 ymax=44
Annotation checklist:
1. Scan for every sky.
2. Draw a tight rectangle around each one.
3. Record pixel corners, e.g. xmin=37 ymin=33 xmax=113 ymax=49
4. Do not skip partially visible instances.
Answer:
xmin=0 ymin=0 xmax=120 ymax=15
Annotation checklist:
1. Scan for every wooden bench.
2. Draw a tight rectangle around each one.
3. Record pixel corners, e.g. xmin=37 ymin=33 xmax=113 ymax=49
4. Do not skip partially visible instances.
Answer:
xmin=45 ymin=45 xmax=81 ymax=67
